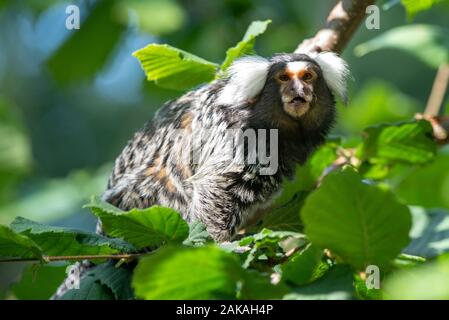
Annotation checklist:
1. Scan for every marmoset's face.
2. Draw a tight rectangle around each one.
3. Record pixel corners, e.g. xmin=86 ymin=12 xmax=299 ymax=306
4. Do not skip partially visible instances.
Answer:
xmin=243 ymin=53 xmax=340 ymax=129
xmin=274 ymin=60 xmax=321 ymax=119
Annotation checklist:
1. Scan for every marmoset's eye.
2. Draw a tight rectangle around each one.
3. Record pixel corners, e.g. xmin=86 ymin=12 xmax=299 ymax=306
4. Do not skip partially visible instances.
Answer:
xmin=302 ymin=72 xmax=313 ymax=81
xmin=278 ymin=74 xmax=290 ymax=82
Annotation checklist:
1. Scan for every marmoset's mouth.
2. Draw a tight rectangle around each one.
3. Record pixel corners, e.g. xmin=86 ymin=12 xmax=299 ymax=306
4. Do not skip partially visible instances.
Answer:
xmin=283 ymin=96 xmax=311 ymax=119
xmin=290 ymin=96 xmax=307 ymax=104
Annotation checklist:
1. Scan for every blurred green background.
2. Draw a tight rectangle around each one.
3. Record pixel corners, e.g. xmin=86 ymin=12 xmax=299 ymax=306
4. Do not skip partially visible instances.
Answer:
xmin=0 ymin=0 xmax=448 ymax=296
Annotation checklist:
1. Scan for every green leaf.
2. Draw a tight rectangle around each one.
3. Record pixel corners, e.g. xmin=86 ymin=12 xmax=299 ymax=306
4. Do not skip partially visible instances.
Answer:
xmin=401 ymin=0 xmax=448 ymax=19
xmin=93 ymin=263 xmax=134 ymax=300
xmin=238 ymin=270 xmax=289 ymax=299
xmin=282 ymin=245 xmax=324 ymax=286
xmin=86 ymin=197 xmax=189 ymax=249
xmin=404 ymin=208 xmax=449 ymax=258
xmin=221 ymin=20 xmax=271 ymax=71
xmin=384 ymin=255 xmax=449 ymax=299
xmin=10 ymin=217 xmax=135 ymax=257
xmin=11 ymin=265 xmax=67 ymax=300
xmin=61 ymin=281 xmax=115 ymax=300
xmin=0 ymin=225 xmax=42 ymax=260
xmin=60 ymin=262 xmax=134 ymax=300
xmin=301 ymin=169 xmax=412 ymax=270
xmin=59 ymin=276 xmax=114 ymax=300
xmin=183 ymin=220 xmax=211 ymax=247
xmin=360 ymin=120 xmax=437 ymax=165
xmin=354 ymin=25 xmax=449 ymax=69
xmin=236 ymin=229 xmax=304 ymax=270
xmin=132 ymin=245 xmax=243 ymax=299
xmin=394 ymin=152 xmax=449 ymax=210
xmin=258 ymin=192 xmax=307 ymax=232
xmin=133 ymin=44 xmax=218 ymax=91
xmin=359 ymin=162 xmax=392 ymax=180
xmin=283 ymin=265 xmax=354 ymax=300
xmin=47 ymin=0 xmax=125 ymax=83
xmin=242 ymin=229 xmax=302 ymax=246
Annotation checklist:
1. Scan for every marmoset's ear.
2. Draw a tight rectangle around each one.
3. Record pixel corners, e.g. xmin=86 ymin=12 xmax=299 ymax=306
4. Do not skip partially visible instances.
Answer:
xmin=216 ymin=56 xmax=270 ymax=105
xmin=309 ymin=51 xmax=350 ymax=104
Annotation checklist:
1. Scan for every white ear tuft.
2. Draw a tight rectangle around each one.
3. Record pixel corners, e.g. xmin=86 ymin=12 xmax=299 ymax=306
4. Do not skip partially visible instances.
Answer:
xmin=216 ymin=56 xmax=269 ymax=106
xmin=309 ymin=51 xmax=349 ymax=104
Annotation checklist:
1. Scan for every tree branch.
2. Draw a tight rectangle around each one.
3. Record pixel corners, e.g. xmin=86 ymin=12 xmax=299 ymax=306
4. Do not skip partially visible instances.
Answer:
xmin=295 ymin=0 xmax=376 ymax=54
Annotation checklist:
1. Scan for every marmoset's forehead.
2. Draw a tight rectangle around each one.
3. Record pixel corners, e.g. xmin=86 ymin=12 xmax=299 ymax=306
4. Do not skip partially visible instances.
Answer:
xmin=285 ymin=61 xmax=319 ymax=77
xmin=269 ymin=54 xmax=320 ymax=74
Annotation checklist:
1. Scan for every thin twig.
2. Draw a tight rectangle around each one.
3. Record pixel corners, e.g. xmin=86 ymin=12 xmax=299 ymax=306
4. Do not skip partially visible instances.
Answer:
xmin=424 ymin=63 xmax=449 ymax=117
xmin=0 ymin=252 xmax=149 ymax=263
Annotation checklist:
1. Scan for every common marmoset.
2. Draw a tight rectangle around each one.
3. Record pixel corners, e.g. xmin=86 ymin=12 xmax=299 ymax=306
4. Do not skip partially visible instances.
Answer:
xmin=52 ymin=51 xmax=348 ymax=299
xmin=102 ymin=52 xmax=349 ymax=241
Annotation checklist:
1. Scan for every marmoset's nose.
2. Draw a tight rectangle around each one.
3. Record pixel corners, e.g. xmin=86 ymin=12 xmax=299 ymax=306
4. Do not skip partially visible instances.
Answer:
xmin=290 ymin=82 xmax=306 ymax=98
